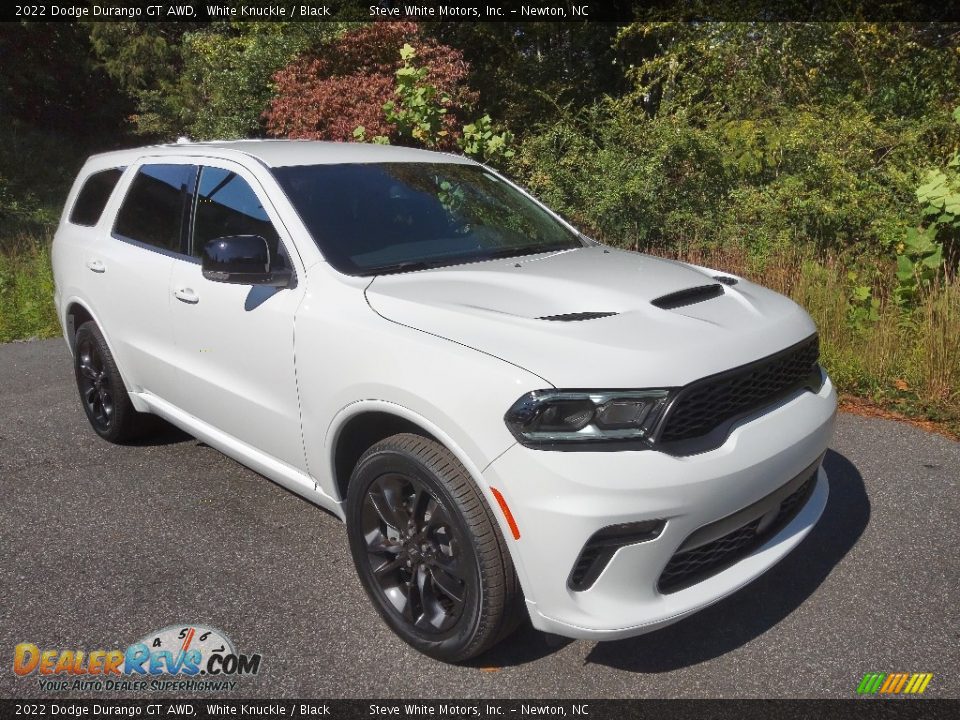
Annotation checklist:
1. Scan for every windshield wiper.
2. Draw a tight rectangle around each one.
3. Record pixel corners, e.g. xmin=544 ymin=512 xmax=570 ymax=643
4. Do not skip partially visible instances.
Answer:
xmin=362 ymin=260 xmax=439 ymax=276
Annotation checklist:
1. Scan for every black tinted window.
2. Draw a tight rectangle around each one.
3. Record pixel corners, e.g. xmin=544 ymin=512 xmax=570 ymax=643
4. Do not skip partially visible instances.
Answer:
xmin=193 ymin=167 xmax=285 ymax=266
xmin=114 ymin=164 xmax=197 ymax=252
xmin=69 ymin=168 xmax=124 ymax=226
xmin=271 ymin=163 xmax=580 ymax=275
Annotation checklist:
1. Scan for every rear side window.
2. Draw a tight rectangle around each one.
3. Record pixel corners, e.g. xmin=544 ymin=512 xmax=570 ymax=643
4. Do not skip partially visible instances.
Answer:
xmin=69 ymin=168 xmax=124 ymax=227
xmin=114 ymin=164 xmax=198 ymax=253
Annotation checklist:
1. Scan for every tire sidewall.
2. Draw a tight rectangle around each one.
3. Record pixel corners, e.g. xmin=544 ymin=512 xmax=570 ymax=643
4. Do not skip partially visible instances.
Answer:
xmin=346 ymin=446 xmax=485 ymax=661
xmin=73 ymin=323 xmax=128 ymax=443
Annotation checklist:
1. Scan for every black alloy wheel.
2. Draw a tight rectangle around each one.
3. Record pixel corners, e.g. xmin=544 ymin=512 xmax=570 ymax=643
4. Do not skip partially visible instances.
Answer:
xmin=346 ymin=433 xmax=523 ymax=662
xmin=361 ymin=472 xmax=468 ymax=633
xmin=73 ymin=321 xmax=156 ymax=443
xmin=76 ymin=333 xmax=114 ymax=432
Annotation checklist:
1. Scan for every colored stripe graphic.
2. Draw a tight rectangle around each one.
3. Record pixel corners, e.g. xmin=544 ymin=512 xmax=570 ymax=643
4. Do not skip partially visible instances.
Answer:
xmin=857 ymin=673 xmax=886 ymax=694
xmin=857 ymin=672 xmax=932 ymax=695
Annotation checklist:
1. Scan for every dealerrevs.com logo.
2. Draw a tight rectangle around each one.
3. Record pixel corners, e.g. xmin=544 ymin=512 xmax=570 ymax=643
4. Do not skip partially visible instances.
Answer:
xmin=13 ymin=624 xmax=261 ymax=692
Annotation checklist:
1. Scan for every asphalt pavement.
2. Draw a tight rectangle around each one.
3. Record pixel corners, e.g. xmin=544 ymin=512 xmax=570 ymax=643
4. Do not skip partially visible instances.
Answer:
xmin=1 ymin=338 xmax=957 ymax=698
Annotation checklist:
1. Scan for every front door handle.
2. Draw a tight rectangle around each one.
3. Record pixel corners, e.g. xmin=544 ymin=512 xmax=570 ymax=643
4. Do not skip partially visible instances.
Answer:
xmin=86 ymin=259 xmax=106 ymax=273
xmin=174 ymin=288 xmax=200 ymax=305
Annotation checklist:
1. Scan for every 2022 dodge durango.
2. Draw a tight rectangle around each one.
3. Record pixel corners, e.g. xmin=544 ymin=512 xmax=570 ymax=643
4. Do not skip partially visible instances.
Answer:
xmin=52 ymin=140 xmax=837 ymax=662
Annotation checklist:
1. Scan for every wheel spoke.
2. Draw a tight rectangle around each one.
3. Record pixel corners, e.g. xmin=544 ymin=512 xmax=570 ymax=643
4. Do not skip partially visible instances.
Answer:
xmin=372 ymin=556 xmax=405 ymax=578
xmin=403 ymin=565 xmax=424 ymax=624
xmin=366 ymin=536 xmax=402 ymax=556
xmin=410 ymin=483 xmax=433 ymax=532
xmin=425 ymin=501 xmax=455 ymax=531
xmin=368 ymin=478 xmax=409 ymax=532
xmin=428 ymin=563 xmax=465 ymax=604
xmin=413 ymin=564 xmax=440 ymax=631
xmin=79 ymin=361 xmax=98 ymax=382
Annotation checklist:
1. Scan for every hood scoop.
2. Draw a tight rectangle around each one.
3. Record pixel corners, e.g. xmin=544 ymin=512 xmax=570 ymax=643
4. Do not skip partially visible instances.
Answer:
xmin=651 ymin=283 xmax=725 ymax=310
xmin=538 ymin=311 xmax=619 ymax=322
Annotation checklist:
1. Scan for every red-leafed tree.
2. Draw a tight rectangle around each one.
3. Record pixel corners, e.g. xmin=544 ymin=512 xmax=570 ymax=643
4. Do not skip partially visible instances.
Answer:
xmin=264 ymin=22 xmax=477 ymax=149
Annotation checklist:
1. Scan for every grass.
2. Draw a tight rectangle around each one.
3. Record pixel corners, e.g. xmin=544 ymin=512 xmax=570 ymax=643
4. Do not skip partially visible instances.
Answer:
xmin=0 ymin=235 xmax=59 ymax=343
xmin=1 ymin=233 xmax=957 ymax=434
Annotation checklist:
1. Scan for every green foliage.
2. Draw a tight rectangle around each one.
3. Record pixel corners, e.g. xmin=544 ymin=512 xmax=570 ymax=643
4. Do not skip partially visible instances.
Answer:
xmin=847 ymin=271 xmax=880 ymax=331
xmin=459 ymin=115 xmax=515 ymax=164
xmin=382 ymin=43 xmax=450 ymax=148
xmin=617 ymin=23 xmax=958 ymax=122
xmin=428 ymin=23 xmax=624 ymax=131
xmin=182 ymin=23 xmax=344 ymax=139
xmin=90 ymin=22 xmax=341 ymax=139
xmin=353 ymin=44 xmax=514 ymax=164
xmin=514 ymin=23 xmax=960 ymax=260
xmin=895 ymin=226 xmax=944 ymax=304
xmin=0 ymin=240 xmax=59 ymax=343
xmin=896 ymin=107 xmax=960 ymax=304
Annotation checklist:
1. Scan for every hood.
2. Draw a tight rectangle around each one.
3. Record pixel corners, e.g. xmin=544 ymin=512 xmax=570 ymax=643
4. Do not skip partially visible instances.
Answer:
xmin=365 ymin=246 xmax=816 ymax=388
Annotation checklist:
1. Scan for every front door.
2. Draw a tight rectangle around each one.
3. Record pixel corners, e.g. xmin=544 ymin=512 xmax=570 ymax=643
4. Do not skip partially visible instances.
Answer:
xmin=167 ymin=160 xmax=307 ymax=473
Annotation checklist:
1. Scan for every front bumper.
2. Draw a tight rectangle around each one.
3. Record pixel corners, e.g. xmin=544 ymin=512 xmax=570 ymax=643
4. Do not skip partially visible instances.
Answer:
xmin=483 ymin=375 xmax=837 ymax=640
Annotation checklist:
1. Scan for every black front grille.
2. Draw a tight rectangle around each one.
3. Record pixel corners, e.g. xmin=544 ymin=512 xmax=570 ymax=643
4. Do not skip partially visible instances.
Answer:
xmin=658 ymin=335 xmax=820 ymax=446
xmin=658 ymin=472 xmax=818 ymax=593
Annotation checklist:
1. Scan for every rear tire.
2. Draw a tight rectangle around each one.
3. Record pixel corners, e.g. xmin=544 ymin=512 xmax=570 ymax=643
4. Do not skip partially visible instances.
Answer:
xmin=346 ymin=433 xmax=523 ymax=662
xmin=73 ymin=321 xmax=155 ymax=443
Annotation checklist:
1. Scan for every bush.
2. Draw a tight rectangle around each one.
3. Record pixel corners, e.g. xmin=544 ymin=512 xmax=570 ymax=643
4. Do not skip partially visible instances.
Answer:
xmin=266 ymin=22 xmax=476 ymax=149
xmin=512 ymin=99 xmax=959 ymax=260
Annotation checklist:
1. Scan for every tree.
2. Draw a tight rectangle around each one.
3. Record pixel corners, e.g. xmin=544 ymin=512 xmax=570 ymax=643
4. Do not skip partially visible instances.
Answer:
xmin=88 ymin=22 xmax=340 ymax=139
xmin=427 ymin=23 xmax=626 ymax=132
xmin=265 ymin=22 xmax=476 ymax=149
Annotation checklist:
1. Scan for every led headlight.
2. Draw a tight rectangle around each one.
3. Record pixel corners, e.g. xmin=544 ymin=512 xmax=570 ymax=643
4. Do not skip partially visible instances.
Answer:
xmin=504 ymin=389 xmax=673 ymax=447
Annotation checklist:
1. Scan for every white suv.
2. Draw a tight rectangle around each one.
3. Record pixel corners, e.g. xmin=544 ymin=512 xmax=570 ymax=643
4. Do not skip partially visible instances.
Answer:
xmin=52 ymin=140 xmax=837 ymax=662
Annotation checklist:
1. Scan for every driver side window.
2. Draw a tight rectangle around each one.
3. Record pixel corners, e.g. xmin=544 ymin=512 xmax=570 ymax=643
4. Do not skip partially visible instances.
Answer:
xmin=192 ymin=167 xmax=288 ymax=268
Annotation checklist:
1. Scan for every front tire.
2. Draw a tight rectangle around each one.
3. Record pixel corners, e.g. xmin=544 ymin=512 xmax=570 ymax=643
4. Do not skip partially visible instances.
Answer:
xmin=346 ymin=433 xmax=522 ymax=662
xmin=73 ymin=321 xmax=155 ymax=443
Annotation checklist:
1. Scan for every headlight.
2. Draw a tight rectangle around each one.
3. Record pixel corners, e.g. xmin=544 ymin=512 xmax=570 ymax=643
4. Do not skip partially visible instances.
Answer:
xmin=504 ymin=389 xmax=673 ymax=447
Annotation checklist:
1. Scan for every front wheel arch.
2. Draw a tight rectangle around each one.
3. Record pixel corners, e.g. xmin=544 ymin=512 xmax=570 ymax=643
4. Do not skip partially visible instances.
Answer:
xmin=332 ymin=410 xmax=438 ymax=504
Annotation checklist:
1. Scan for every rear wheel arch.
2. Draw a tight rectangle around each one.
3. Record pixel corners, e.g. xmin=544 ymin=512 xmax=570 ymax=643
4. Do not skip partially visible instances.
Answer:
xmin=63 ymin=299 xmax=141 ymax=408
xmin=65 ymin=301 xmax=95 ymax=353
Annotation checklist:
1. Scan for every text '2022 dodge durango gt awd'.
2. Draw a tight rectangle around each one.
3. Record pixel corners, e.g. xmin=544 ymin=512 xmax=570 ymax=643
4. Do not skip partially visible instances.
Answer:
xmin=52 ymin=140 xmax=836 ymax=662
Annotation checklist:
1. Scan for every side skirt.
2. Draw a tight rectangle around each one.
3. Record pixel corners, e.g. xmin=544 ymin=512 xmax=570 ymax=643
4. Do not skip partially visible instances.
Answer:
xmin=133 ymin=391 xmax=345 ymax=520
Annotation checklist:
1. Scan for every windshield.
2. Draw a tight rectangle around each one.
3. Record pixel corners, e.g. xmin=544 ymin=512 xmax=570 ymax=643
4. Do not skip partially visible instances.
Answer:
xmin=271 ymin=162 xmax=583 ymax=275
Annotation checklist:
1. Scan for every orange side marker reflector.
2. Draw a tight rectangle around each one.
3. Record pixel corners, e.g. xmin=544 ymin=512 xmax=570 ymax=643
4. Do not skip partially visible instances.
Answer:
xmin=490 ymin=487 xmax=521 ymax=540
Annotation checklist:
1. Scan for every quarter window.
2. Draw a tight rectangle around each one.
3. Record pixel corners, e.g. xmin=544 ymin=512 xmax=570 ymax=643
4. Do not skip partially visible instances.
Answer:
xmin=192 ymin=167 xmax=286 ymax=267
xmin=114 ymin=164 xmax=198 ymax=253
xmin=69 ymin=168 xmax=124 ymax=227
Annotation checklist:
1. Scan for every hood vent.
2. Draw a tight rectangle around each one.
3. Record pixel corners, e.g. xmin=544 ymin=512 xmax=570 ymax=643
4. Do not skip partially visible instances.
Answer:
xmin=539 ymin=311 xmax=618 ymax=322
xmin=713 ymin=275 xmax=739 ymax=286
xmin=651 ymin=284 xmax=724 ymax=310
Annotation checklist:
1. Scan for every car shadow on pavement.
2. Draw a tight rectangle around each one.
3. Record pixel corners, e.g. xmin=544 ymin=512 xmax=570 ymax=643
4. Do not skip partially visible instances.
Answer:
xmin=472 ymin=449 xmax=869 ymax=670
xmin=581 ymin=449 xmax=869 ymax=672
xmin=125 ymin=418 xmax=194 ymax=447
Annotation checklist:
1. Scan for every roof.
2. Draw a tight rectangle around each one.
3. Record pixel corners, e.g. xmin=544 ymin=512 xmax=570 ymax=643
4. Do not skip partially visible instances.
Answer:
xmin=88 ymin=139 xmax=479 ymax=169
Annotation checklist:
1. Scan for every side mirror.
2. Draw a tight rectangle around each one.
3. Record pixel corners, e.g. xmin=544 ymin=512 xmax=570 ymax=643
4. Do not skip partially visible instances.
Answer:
xmin=201 ymin=235 xmax=292 ymax=287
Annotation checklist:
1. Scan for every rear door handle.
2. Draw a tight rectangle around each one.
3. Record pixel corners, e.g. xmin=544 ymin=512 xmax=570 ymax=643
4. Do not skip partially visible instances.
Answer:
xmin=174 ymin=288 xmax=199 ymax=305
xmin=86 ymin=259 xmax=106 ymax=273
